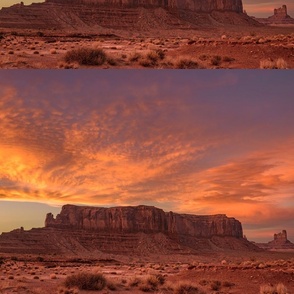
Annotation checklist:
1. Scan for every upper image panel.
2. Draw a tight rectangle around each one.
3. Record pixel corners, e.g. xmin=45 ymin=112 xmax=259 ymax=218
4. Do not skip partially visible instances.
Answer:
xmin=0 ymin=0 xmax=293 ymax=69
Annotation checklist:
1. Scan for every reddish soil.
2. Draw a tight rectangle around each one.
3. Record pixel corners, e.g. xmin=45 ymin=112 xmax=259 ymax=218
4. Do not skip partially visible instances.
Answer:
xmin=0 ymin=25 xmax=293 ymax=68
xmin=1 ymin=250 xmax=293 ymax=294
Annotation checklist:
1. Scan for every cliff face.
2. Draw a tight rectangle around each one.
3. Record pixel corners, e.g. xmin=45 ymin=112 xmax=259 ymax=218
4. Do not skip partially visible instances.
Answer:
xmin=45 ymin=205 xmax=243 ymax=238
xmin=45 ymin=0 xmax=243 ymax=13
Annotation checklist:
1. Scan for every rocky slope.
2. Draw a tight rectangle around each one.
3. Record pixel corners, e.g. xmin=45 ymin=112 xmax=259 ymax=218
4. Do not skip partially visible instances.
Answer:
xmin=0 ymin=0 xmax=257 ymax=32
xmin=0 ymin=205 xmax=259 ymax=257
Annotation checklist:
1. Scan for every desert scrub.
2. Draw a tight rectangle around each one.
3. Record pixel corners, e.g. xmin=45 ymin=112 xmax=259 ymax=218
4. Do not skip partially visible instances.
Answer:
xmin=175 ymin=283 xmax=205 ymax=294
xmin=176 ymin=59 xmax=200 ymax=69
xmin=211 ymin=55 xmax=222 ymax=66
xmin=210 ymin=280 xmax=221 ymax=291
xmin=64 ymin=48 xmax=106 ymax=66
xmin=139 ymin=49 xmax=165 ymax=67
xmin=129 ymin=277 xmax=143 ymax=287
xmin=260 ymin=283 xmax=288 ymax=294
xmin=64 ymin=272 xmax=106 ymax=290
xmin=260 ymin=58 xmax=287 ymax=69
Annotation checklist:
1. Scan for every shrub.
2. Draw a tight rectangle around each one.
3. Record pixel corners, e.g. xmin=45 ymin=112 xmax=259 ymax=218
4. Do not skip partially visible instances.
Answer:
xmin=155 ymin=274 xmax=165 ymax=285
xmin=175 ymin=283 xmax=202 ymax=294
xmin=64 ymin=272 xmax=106 ymax=290
xmin=64 ymin=48 xmax=106 ymax=66
xmin=259 ymin=283 xmax=288 ymax=294
xmin=199 ymin=280 xmax=208 ymax=286
xmin=155 ymin=49 xmax=165 ymax=60
xmin=210 ymin=280 xmax=221 ymax=291
xmin=222 ymin=281 xmax=235 ymax=287
xmin=276 ymin=58 xmax=287 ymax=69
xmin=211 ymin=55 xmax=222 ymax=66
xmin=276 ymin=283 xmax=288 ymax=294
xmin=107 ymin=281 xmax=117 ymax=290
xmin=260 ymin=59 xmax=276 ymax=69
xmin=176 ymin=59 xmax=199 ymax=69
xmin=129 ymin=52 xmax=142 ymax=62
xmin=129 ymin=277 xmax=143 ymax=287
xmin=223 ymin=56 xmax=235 ymax=62
xmin=260 ymin=285 xmax=276 ymax=294
xmin=107 ymin=57 xmax=117 ymax=66
xmin=146 ymin=275 xmax=159 ymax=289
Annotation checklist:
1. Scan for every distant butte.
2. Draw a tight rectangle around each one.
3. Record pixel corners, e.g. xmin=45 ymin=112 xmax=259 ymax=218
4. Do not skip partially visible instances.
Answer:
xmin=255 ymin=230 xmax=294 ymax=250
xmin=0 ymin=205 xmax=259 ymax=258
xmin=255 ymin=5 xmax=294 ymax=25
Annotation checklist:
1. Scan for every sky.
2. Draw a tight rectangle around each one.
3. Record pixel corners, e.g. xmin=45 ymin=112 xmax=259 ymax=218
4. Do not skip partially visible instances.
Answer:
xmin=0 ymin=0 xmax=294 ymax=17
xmin=0 ymin=71 xmax=293 ymax=243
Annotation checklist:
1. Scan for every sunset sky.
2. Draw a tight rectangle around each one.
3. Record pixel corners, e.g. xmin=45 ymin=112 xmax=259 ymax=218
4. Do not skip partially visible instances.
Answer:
xmin=0 ymin=0 xmax=294 ymax=17
xmin=0 ymin=71 xmax=293 ymax=243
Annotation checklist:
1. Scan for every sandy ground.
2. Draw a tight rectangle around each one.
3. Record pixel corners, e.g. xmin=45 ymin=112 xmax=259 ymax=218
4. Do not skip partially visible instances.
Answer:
xmin=0 ymin=25 xmax=294 ymax=69
xmin=1 ymin=250 xmax=294 ymax=294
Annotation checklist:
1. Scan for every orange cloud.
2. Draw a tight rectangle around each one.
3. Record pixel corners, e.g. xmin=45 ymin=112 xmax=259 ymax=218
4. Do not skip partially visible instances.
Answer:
xmin=0 ymin=71 xmax=294 ymax=241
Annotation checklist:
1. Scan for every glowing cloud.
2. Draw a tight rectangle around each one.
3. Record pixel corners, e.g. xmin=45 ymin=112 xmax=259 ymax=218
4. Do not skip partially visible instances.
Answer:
xmin=0 ymin=71 xmax=293 ymax=241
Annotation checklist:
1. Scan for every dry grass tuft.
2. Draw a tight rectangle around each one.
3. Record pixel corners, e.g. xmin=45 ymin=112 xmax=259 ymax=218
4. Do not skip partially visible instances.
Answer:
xmin=64 ymin=272 xmax=106 ymax=291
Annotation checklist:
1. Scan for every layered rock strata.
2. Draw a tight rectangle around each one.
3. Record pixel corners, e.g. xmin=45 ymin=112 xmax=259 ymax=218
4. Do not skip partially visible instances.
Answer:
xmin=45 ymin=0 xmax=243 ymax=13
xmin=45 ymin=205 xmax=243 ymax=238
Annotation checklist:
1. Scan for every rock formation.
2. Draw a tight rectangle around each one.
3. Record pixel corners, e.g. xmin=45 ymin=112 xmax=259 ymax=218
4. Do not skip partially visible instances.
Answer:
xmin=255 ymin=5 xmax=294 ymax=25
xmin=45 ymin=204 xmax=243 ymax=238
xmin=45 ymin=0 xmax=243 ymax=13
xmin=0 ymin=0 xmax=257 ymax=32
xmin=255 ymin=230 xmax=294 ymax=250
xmin=0 ymin=205 xmax=259 ymax=257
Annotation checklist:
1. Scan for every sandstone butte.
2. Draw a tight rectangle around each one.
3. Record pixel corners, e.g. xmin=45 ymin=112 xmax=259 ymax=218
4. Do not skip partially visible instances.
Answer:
xmin=255 ymin=5 xmax=294 ymax=25
xmin=256 ymin=230 xmax=294 ymax=250
xmin=45 ymin=204 xmax=243 ymax=238
xmin=45 ymin=0 xmax=244 ymax=13
xmin=0 ymin=205 xmax=259 ymax=257
xmin=0 ymin=0 xmax=257 ymax=31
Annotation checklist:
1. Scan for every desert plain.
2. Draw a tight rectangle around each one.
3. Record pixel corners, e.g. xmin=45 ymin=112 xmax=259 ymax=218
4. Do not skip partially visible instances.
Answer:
xmin=0 ymin=24 xmax=294 ymax=69
xmin=1 ymin=250 xmax=294 ymax=294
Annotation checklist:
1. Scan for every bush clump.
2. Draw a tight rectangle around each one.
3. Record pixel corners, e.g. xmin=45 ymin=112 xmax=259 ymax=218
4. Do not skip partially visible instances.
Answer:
xmin=176 ymin=59 xmax=199 ymax=69
xmin=260 ymin=283 xmax=288 ymax=294
xmin=64 ymin=48 xmax=107 ymax=66
xmin=64 ymin=272 xmax=106 ymax=290
xmin=175 ymin=283 xmax=204 ymax=294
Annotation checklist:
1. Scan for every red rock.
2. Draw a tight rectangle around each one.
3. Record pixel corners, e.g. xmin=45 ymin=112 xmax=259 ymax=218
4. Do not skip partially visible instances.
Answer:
xmin=45 ymin=204 xmax=243 ymax=238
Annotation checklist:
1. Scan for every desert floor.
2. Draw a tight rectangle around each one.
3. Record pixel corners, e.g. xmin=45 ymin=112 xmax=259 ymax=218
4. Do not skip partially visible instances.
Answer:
xmin=0 ymin=25 xmax=294 ymax=69
xmin=1 ymin=250 xmax=294 ymax=294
